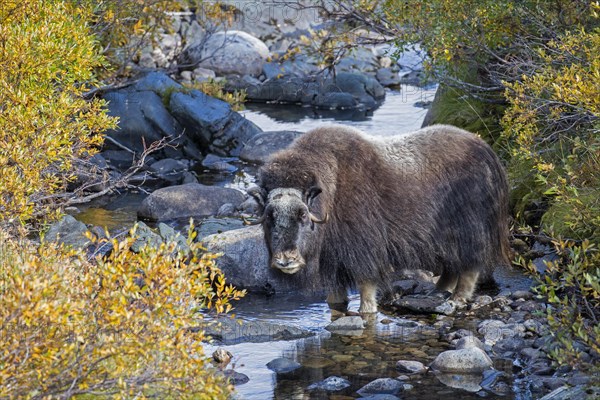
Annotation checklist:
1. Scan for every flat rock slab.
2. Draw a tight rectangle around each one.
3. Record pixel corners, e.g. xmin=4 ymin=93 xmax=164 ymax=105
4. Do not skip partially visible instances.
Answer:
xmin=325 ymin=316 xmax=365 ymax=331
xmin=137 ymin=183 xmax=245 ymax=221
xmin=204 ymin=318 xmax=314 ymax=345
xmin=391 ymin=295 xmax=456 ymax=315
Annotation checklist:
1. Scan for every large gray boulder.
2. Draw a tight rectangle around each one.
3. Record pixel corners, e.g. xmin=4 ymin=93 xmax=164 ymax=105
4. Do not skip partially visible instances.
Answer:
xmin=102 ymin=73 xmax=202 ymax=162
xmin=179 ymin=31 xmax=269 ymax=77
xmin=102 ymin=72 xmax=261 ymax=162
xmin=239 ymin=130 xmax=302 ymax=164
xmin=169 ymin=89 xmax=262 ymax=156
xmin=138 ymin=183 xmax=245 ymax=222
xmin=203 ymin=226 xmax=304 ymax=292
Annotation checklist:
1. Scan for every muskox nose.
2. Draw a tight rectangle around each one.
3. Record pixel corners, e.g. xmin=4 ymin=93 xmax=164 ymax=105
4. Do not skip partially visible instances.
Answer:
xmin=274 ymin=258 xmax=292 ymax=268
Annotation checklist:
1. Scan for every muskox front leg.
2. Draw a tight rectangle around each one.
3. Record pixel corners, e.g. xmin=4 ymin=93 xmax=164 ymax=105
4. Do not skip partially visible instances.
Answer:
xmin=327 ymin=289 xmax=349 ymax=311
xmin=450 ymin=269 xmax=480 ymax=304
xmin=435 ymin=270 xmax=459 ymax=293
xmin=358 ymin=282 xmax=378 ymax=314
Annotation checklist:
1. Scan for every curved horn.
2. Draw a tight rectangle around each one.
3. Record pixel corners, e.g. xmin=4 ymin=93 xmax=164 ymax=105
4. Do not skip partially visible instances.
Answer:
xmin=309 ymin=212 xmax=328 ymax=224
xmin=243 ymin=215 xmax=265 ymax=226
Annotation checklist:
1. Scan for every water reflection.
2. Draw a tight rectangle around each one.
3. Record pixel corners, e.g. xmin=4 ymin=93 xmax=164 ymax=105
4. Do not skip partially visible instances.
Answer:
xmin=241 ymin=85 xmax=437 ymax=135
xmin=206 ymin=293 xmax=521 ymax=399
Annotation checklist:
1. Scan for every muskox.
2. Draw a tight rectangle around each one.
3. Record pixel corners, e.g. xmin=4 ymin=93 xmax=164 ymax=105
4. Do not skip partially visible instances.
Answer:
xmin=248 ymin=124 xmax=510 ymax=313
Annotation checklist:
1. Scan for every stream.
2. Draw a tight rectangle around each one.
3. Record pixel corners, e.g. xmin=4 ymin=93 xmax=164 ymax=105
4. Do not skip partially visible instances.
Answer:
xmin=76 ymin=84 xmax=537 ymax=399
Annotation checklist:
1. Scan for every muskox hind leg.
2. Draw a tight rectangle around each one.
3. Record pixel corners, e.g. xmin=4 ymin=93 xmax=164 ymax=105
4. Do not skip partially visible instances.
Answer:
xmin=450 ymin=269 xmax=480 ymax=303
xmin=358 ymin=282 xmax=378 ymax=314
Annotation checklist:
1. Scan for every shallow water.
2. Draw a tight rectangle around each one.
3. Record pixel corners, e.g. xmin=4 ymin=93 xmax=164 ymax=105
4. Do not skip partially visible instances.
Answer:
xmin=77 ymin=84 xmax=535 ymax=399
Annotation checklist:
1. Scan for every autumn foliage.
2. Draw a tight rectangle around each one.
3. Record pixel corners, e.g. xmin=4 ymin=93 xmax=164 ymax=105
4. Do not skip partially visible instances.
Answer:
xmin=0 ymin=1 xmax=116 ymax=230
xmin=0 ymin=228 xmax=244 ymax=398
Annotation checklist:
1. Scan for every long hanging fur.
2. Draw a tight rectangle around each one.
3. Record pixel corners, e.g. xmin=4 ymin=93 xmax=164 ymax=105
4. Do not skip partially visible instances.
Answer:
xmin=257 ymin=124 xmax=511 ymax=293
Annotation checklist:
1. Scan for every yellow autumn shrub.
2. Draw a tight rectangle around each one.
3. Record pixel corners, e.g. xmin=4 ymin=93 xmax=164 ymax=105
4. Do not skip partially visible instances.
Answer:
xmin=0 ymin=227 xmax=245 ymax=399
xmin=0 ymin=1 xmax=117 ymax=230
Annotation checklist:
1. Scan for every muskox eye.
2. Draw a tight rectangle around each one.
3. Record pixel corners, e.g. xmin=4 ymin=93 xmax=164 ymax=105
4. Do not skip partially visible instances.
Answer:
xmin=299 ymin=210 xmax=308 ymax=223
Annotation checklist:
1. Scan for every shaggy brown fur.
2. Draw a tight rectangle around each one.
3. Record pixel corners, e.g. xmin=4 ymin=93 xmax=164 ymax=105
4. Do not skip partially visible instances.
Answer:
xmin=251 ymin=124 xmax=511 ymax=312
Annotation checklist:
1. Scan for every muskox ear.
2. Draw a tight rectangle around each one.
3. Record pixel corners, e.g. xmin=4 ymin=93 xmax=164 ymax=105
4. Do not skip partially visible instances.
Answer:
xmin=305 ymin=186 xmax=322 ymax=206
xmin=247 ymin=185 xmax=267 ymax=211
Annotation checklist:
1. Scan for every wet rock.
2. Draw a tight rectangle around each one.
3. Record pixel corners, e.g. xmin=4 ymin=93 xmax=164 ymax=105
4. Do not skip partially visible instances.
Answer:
xmin=234 ymin=72 xmax=384 ymax=110
xmin=205 ymin=318 xmax=313 ymax=345
xmin=376 ymin=68 xmax=401 ymax=87
xmin=325 ymin=316 xmax=365 ymax=331
xmin=148 ymin=158 xmax=190 ymax=183
xmin=566 ymin=372 xmax=591 ymax=386
xmin=238 ymin=197 xmax=260 ymax=215
xmin=511 ymin=290 xmax=534 ymax=300
xmin=307 ymin=376 xmax=351 ymax=391
xmin=102 ymin=77 xmax=200 ymax=161
xmin=473 ymin=295 xmax=494 ymax=307
xmin=239 ymin=130 xmax=302 ymax=164
xmin=179 ymin=31 xmax=269 ymax=77
xmin=262 ymin=58 xmax=318 ymax=80
xmin=357 ymin=378 xmax=405 ymax=396
xmin=334 ymin=72 xmax=386 ymax=108
xmin=266 ymin=357 xmax=301 ymax=374
xmin=480 ymin=369 xmax=509 ymax=394
xmin=200 ymin=154 xmax=238 ymax=173
xmin=216 ymin=203 xmax=236 ymax=217
xmin=203 ymin=226 xmax=302 ymax=292
xmin=44 ymin=215 xmax=90 ymax=249
xmin=157 ymin=222 xmax=189 ymax=253
xmin=391 ymin=295 xmax=456 ymax=315
xmin=430 ymin=348 xmax=493 ymax=373
xmin=358 ymin=395 xmax=401 ymax=400
xmin=195 ymin=217 xmax=245 ymax=240
xmin=181 ymin=171 xmax=198 ymax=184
xmin=539 ymin=385 xmax=600 ymax=400
xmin=130 ymin=222 xmax=163 ymax=253
xmin=455 ymin=336 xmax=486 ymax=352
xmin=192 ymin=67 xmax=216 ymax=82
xmin=99 ymin=150 xmax=136 ymax=171
xmin=493 ymin=337 xmax=526 ymax=354
xmin=435 ymin=372 xmax=482 ymax=393
xmin=169 ymin=89 xmax=262 ymax=156
xmin=134 ymin=71 xmax=181 ymax=97
xmin=478 ymin=319 xmax=526 ymax=346
xmin=336 ymin=48 xmax=379 ymax=74
xmin=514 ymin=300 xmax=544 ymax=312
xmin=222 ymin=370 xmax=249 ymax=385
xmin=396 ymin=360 xmax=427 ymax=374
xmin=138 ymin=183 xmax=245 ymax=221
xmin=212 ymin=348 xmax=233 ymax=366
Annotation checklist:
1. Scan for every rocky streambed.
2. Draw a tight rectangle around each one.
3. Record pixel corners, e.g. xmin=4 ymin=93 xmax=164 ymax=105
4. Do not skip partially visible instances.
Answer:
xmin=45 ymin=92 xmax=598 ymax=399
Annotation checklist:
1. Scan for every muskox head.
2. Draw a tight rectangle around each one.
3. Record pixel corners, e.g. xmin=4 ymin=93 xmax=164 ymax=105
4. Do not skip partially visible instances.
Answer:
xmin=247 ymin=186 xmax=328 ymax=274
